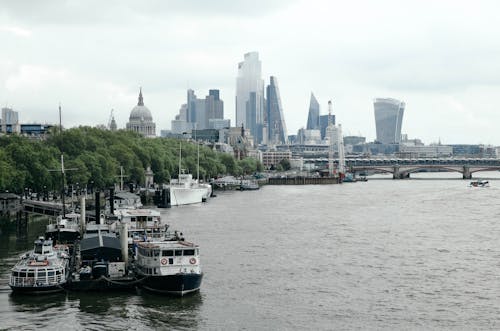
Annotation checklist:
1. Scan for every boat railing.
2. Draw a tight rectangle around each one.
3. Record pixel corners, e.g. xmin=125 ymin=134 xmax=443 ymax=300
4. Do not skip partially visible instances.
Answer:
xmin=9 ymin=273 xmax=64 ymax=287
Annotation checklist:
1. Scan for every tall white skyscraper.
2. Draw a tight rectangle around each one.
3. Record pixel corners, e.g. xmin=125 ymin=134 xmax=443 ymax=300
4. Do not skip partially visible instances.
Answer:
xmin=236 ymin=52 xmax=265 ymax=143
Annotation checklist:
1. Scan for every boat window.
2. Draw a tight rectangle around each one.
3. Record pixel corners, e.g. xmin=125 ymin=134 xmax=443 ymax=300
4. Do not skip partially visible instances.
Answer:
xmin=168 ymin=258 xmax=173 ymax=265
xmin=38 ymin=270 xmax=47 ymax=277
xmin=148 ymin=217 xmax=153 ymax=222
xmin=183 ymin=249 xmax=195 ymax=256
xmin=162 ymin=250 xmax=173 ymax=256
xmin=131 ymin=217 xmax=136 ymax=222
xmin=56 ymin=270 xmax=61 ymax=275
xmin=48 ymin=271 xmax=55 ymax=277
xmin=153 ymin=250 xmax=159 ymax=257
xmin=28 ymin=272 xmax=34 ymax=278
xmin=12 ymin=271 xmax=19 ymax=277
xmin=174 ymin=250 xmax=182 ymax=256
xmin=19 ymin=272 xmax=26 ymax=277
xmin=34 ymin=244 xmax=43 ymax=254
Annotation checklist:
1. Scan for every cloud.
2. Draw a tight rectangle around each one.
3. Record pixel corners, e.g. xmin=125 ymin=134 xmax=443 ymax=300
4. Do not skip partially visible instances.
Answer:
xmin=0 ymin=25 xmax=31 ymax=37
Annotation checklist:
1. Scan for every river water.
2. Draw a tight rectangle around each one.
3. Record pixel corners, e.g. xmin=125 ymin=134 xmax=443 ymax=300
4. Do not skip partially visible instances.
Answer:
xmin=1 ymin=173 xmax=500 ymax=330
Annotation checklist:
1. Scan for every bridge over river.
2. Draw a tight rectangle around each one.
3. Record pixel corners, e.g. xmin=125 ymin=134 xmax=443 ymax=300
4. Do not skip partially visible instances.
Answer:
xmin=307 ymin=158 xmax=500 ymax=179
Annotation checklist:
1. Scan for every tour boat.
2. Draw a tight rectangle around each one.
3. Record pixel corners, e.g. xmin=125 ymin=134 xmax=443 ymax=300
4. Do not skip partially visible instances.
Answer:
xmin=9 ymin=237 xmax=70 ymax=294
xmin=469 ymin=180 xmax=489 ymax=188
xmin=45 ymin=212 xmax=81 ymax=244
xmin=135 ymin=230 xmax=203 ymax=296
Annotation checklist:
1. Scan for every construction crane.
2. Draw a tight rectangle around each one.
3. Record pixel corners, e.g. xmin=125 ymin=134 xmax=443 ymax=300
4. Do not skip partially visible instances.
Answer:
xmin=328 ymin=100 xmax=334 ymax=177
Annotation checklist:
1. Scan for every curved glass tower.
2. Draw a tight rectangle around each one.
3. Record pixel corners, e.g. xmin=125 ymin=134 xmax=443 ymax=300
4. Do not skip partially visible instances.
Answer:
xmin=306 ymin=93 xmax=320 ymax=130
xmin=373 ymin=98 xmax=405 ymax=144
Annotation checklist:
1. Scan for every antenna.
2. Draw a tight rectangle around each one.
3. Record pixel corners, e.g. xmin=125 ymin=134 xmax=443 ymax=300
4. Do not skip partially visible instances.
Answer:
xmin=328 ymin=100 xmax=334 ymax=177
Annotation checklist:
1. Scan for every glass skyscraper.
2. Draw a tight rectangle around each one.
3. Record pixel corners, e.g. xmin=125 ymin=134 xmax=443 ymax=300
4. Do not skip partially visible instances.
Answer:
xmin=306 ymin=93 xmax=320 ymax=130
xmin=266 ymin=76 xmax=287 ymax=145
xmin=236 ymin=52 xmax=265 ymax=143
xmin=373 ymin=98 xmax=405 ymax=144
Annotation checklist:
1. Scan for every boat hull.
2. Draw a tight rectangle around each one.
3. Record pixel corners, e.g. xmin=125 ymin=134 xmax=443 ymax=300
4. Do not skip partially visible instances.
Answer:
xmin=9 ymin=283 xmax=66 ymax=294
xmin=169 ymin=187 xmax=208 ymax=206
xmin=140 ymin=273 xmax=203 ymax=296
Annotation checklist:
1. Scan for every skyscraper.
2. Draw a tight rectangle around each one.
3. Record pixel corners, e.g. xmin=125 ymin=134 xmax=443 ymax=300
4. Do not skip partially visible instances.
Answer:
xmin=172 ymin=89 xmax=224 ymax=132
xmin=1 ymin=107 xmax=19 ymax=134
xmin=236 ymin=52 xmax=265 ymax=143
xmin=306 ymin=93 xmax=320 ymax=130
xmin=373 ymin=98 xmax=405 ymax=144
xmin=205 ymin=89 xmax=224 ymax=129
xmin=266 ymin=76 xmax=287 ymax=145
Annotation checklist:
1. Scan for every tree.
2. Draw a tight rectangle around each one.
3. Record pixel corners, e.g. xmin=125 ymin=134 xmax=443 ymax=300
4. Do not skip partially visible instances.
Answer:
xmin=279 ymin=158 xmax=291 ymax=171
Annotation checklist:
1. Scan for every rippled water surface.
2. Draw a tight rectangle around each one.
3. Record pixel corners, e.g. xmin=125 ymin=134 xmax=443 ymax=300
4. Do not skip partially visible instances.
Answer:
xmin=2 ymin=173 xmax=500 ymax=330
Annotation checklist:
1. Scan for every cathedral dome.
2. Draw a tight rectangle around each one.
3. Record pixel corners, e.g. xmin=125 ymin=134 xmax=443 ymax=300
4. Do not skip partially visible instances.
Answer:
xmin=130 ymin=105 xmax=152 ymax=121
xmin=126 ymin=87 xmax=156 ymax=137
xmin=129 ymin=88 xmax=152 ymax=121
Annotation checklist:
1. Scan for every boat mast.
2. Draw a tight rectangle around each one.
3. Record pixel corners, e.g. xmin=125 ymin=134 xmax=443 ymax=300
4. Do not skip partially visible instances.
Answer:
xmin=120 ymin=166 xmax=124 ymax=191
xmin=178 ymin=141 xmax=182 ymax=178
xmin=59 ymin=104 xmax=66 ymax=217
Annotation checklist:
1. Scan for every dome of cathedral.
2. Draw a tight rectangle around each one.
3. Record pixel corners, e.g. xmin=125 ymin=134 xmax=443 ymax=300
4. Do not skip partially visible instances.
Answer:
xmin=130 ymin=105 xmax=152 ymax=121
xmin=129 ymin=88 xmax=153 ymax=121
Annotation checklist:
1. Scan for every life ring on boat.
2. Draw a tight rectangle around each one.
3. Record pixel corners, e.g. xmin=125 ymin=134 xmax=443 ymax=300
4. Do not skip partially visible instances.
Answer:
xmin=29 ymin=260 xmax=49 ymax=266
xmin=189 ymin=258 xmax=197 ymax=265
xmin=161 ymin=258 xmax=168 ymax=265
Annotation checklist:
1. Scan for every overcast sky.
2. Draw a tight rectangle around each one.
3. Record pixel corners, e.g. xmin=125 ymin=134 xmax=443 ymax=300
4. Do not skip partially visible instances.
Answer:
xmin=1 ymin=0 xmax=499 ymax=145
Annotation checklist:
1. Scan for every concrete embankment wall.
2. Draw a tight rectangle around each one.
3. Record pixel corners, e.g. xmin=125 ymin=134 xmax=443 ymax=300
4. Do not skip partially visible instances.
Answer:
xmin=267 ymin=177 xmax=339 ymax=185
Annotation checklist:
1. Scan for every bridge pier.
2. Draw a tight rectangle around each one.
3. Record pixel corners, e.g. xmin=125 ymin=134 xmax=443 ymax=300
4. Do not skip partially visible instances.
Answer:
xmin=393 ymin=166 xmax=400 ymax=179
xmin=463 ymin=166 xmax=472 ymax=179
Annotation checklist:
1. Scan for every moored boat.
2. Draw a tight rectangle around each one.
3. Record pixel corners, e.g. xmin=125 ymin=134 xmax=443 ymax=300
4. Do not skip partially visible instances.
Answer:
xmin=9 ymin=237 xmax=70 ymax=294
xmin=168 ymin=172 xmax=211 ymax=206
xmin=135 ymin=231 xmax=203 ymax=296
xmin=45 ymin=212 xmax=81 ymax=244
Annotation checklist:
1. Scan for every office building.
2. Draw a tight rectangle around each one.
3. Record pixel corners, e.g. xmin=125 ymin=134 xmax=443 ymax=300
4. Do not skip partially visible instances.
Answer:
xmin=236 ymin=52 xmax=265 ymax=144
xmin=178 ymin=89 xmax=224 ymax=131
xmin=266 ymin=76 xmax=287 ymax=145
xmin=306 ymin=93 xmax=320 ymax=130
xmin=373 ymin=98 xmax=405 ymax=144
xmin=1 ymin=107 xmax=20 ymax=134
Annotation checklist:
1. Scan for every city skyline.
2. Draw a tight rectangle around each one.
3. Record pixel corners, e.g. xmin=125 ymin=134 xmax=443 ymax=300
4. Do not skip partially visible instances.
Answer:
xmin=1 ymin=1 xmax=500 ymax=144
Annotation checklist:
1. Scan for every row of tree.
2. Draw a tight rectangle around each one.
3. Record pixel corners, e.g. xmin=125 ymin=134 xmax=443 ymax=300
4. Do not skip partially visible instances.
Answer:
xmin=0 ymin=127 xmax=263 ymax=194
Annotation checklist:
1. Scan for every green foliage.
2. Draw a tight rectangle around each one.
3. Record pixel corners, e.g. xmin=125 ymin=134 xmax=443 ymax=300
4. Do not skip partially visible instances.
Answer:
xmin=0 ymin=127 xmax=263 ymax=193
xmin=279 ymin=158 xmax=291 ymax=171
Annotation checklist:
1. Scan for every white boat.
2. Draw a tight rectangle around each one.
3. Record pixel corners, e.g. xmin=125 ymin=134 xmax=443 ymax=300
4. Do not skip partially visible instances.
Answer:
xmin=45 ymin=212 xmax=81 ymax=244
xmin=135 ymin=230 xmax=203 ymax=296
xmin=469 ymin=180 xmax=489 ymax=188
xmin=112 ymin=208 xmax=166 ymax=245
xmin=9 ymin=237 xmax=70 ymax=294
xmin=168 ymin=172 xmax=211 ymax=206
